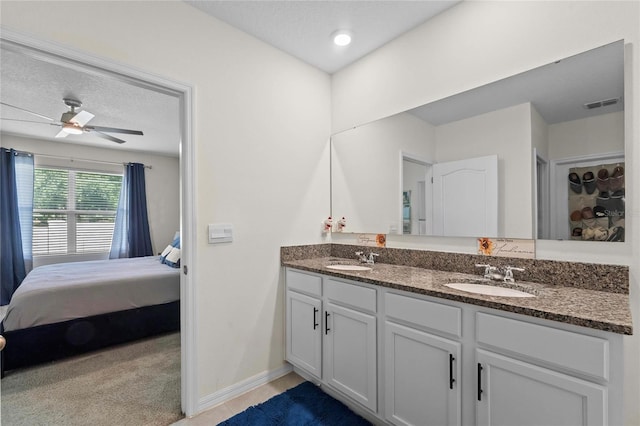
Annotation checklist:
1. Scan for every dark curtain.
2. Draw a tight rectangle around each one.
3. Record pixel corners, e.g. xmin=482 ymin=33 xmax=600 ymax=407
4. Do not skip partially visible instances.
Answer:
xmin=110 ymin=163 xmax=153 ymax=258
xmin=0 ymin=149 xmax=32 ymax=305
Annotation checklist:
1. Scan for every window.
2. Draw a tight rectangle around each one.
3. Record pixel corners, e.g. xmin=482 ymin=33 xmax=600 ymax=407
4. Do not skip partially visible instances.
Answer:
xmin=33 ymin=168 xmax=122 ymax=255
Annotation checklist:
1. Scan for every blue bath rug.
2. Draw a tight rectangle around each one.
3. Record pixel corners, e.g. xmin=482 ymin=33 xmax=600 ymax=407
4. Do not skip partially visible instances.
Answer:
xmin=218 ymin=381 xmax=371 ymax=425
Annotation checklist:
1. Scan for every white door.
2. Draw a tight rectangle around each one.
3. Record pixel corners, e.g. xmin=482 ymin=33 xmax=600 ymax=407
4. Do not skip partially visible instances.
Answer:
xmin=433 ymin=155 xmax=498 ymax=237
xmin=286 ymin=291 xmax=322 ymax=379
xmin=385 ymin=322 xmax=461 ymax=426
xmin=476 ymin=350 xmax=606 ymax=426
xmin=324 ymin=302 xmax=377 ymax=412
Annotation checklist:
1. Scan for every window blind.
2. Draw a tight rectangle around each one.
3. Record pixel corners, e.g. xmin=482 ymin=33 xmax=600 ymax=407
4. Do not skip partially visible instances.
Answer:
xmin=33 ymin=168 xmax=122 ymax=255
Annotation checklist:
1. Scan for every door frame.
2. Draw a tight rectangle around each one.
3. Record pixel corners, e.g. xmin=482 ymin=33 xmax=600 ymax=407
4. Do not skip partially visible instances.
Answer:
xmin=0 ymin=29 xmax=198 ymax=416
xmin=399 ymin=151 xmax=432 ymax=236
xmin=533 ymin=148 xmax=550 ymax=240
xmin=549 ymin=151 xmax=624 ymax=240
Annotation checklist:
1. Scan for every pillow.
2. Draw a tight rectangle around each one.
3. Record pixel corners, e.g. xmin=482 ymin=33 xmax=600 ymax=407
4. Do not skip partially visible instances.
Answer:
xmin=171 ymin=235 xmax=181 ymax=249
xmin=162 ymin=247 xmax=181 ymax=268
xmin=159 ymin=244 xmax=173 ymax=262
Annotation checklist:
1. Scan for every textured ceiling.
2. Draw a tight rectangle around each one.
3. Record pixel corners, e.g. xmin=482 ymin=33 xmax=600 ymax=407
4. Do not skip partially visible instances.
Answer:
xmin=410 ymin=40 xmax=624 ymax=125
xmin=185 ymin=0 xmax=461 ymax=73
xmin=0 ymin=45 xmax=180 ymax=156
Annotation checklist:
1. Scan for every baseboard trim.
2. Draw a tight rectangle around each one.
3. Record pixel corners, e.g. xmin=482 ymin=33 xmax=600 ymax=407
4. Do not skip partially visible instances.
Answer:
xmin=196 ymin=363 xmax=293 ymax=414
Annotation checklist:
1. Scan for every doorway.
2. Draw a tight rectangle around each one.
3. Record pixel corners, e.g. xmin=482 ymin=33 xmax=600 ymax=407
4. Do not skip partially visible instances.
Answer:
xmin=401 ymin=153 xmax=431 ymax=235
xmin=0 ymin=29 xmax=197 ymax=416
xmin=550 ymin=152 xmax=624 ymax=240
xmin=534 ymin=149 xmax=550 ymax=239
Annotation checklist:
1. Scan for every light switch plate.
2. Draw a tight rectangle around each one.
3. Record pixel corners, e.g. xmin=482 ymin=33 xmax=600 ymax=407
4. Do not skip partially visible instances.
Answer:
xmin=208 ymin=223 xmax=233 ymax=244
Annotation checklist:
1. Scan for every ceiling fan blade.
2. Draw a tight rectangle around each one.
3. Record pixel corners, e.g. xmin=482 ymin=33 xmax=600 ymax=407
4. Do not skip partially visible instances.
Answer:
xmin=1 ymin=117 xmax=62 ymax=127
xmin=85 ymin=125 xmax=143 ymax=136
xmin=0 ymin=101 xmax=56 ymax=121
xmin=55 ymin=129 xmax=69 ymax=138
xmin=69 ymin=110 xmax=95 ymax=126
xmin=92 ymin=130 xmax=126 ymax=144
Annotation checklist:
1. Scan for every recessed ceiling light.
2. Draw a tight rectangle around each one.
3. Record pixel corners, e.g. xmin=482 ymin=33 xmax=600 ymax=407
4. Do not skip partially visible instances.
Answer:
xmin=332 ymin=30 xmax=352 ymax=47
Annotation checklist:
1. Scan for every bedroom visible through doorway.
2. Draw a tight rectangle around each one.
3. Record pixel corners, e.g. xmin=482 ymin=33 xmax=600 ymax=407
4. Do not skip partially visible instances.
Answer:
xmin=0 ymin=29 xmax=196 ymax=416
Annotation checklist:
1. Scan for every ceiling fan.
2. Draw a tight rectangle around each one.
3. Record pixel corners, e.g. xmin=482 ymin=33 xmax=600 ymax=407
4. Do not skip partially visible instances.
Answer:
xmin=0 ymin=98 xmax=143 ymax=144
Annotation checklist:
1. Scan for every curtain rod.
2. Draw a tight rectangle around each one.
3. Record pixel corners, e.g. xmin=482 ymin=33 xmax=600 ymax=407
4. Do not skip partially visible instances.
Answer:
xmin=33 ymin=153 xmax=152 ymax=169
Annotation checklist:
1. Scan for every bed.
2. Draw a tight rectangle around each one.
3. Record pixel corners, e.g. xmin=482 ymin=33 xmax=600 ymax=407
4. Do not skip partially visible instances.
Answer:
xmin=1 ymin=256 xmax=180 ymax=375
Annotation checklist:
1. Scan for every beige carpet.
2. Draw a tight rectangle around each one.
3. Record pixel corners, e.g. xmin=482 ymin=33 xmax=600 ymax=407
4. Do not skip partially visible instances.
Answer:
xmin=0 ymin=332 xmax=183 ymax=426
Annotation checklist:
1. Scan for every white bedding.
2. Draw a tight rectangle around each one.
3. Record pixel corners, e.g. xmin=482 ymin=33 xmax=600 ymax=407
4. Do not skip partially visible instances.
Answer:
xmin=2 ymin=256 xmax=180 ymax=332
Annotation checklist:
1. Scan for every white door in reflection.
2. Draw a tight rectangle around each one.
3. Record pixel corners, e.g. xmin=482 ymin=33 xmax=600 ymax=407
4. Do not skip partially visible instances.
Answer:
xmin=432 ymin=155 xmax=498 ymax=237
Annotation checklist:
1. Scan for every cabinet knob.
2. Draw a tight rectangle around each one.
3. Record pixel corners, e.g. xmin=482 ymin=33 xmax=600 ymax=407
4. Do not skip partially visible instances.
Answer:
xmin=0 ymin=335 xmax=5 ymax=351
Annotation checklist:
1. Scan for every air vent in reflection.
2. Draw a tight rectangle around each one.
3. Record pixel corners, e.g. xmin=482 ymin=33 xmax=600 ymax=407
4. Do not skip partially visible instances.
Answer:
xmin=583 ymin=97 xmax=621 ymax=110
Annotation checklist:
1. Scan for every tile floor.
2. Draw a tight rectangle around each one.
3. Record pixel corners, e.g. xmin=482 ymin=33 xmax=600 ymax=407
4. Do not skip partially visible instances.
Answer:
xmin=173 ymin=372 xmax=306 ymax=425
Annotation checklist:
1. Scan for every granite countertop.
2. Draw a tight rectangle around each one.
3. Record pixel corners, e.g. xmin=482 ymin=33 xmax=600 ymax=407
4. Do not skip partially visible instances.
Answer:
xmin=283 ymin=257 xmax=633 ymax=335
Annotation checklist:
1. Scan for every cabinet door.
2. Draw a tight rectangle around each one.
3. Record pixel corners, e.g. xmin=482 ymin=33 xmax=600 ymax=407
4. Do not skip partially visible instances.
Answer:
xmin=324 ymin=302 xmax=377 ymax=412
xmin=286 ymin=290 xmax=322 ymax=379
xmin=385 ymin=322 xmax=461 ymax=426
xmin=476 ymin=350 xmax=606 ymax=426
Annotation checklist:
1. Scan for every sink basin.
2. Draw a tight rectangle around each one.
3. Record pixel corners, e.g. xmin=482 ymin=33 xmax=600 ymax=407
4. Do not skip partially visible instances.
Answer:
xmin=445 ymin=283 xmax=535 ymax=298
xmin=326 ymin=264 xmax=372 ymax=272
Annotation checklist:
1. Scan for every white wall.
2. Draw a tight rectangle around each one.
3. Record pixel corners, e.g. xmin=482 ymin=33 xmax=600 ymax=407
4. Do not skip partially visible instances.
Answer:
xmin=0 ymin=134 xmax=180 ymax=266
xmin=0 ymin=0 xmax=331 ymax=407
xmin=331 ymin=1 xmax=639 ymax=423
xmin=435 ymin=103 xmax=533 ymax=238
xmin=331 ymin=112 xmax=434 ymax=234
xmin=531 ymin=105 xmax=549 ymax=161
xmin=549 ymin=111 xmax=625 ymax=160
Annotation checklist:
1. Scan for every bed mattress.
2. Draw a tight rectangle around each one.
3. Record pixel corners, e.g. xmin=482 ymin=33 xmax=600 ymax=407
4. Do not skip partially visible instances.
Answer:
xmin=2 ymin=256 xmax=180 ymax=332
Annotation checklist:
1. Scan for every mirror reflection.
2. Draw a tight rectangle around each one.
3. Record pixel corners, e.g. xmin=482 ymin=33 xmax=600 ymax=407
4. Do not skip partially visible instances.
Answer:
xmin=331 ymin=40 xmax=624 ymax=241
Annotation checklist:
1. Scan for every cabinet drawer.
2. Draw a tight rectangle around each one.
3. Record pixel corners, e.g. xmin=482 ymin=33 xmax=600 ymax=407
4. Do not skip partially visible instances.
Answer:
xmin=286 ymin=268 xmax=322 ymax=297
xmin=385 ymin=292 xmax=461 ymax=338
xmin=476 ymin=313 xmax=609 ymax=381
xmin=325 ymin=278 xmax=376 ymax=313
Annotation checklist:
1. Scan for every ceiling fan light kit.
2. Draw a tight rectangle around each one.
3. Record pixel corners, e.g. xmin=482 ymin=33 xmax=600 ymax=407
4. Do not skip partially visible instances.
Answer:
xmin=61 ymin=122 xmax=83 ymax=135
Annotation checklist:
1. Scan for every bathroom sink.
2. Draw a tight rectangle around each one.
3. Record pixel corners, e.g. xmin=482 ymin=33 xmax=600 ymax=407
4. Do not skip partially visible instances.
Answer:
xmin=326 ymin=264 xmax=372 ymax=272
xmin=445 ymin=282 xmax=535 ymax=298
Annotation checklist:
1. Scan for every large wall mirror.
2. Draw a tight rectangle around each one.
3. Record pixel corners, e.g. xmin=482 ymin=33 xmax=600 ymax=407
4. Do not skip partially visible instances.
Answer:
xmin=331 ymin=40 xmax=625 ymax=242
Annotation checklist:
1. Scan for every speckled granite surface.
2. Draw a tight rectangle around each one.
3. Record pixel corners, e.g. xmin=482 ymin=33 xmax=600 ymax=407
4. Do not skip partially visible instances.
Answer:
xmin=280 ymin=244 xmax=331 ymax=262
xmin=281 ymin=245 xmax=632 ymax=335
xmin=329 ymin=244 xmax=629 ymax=293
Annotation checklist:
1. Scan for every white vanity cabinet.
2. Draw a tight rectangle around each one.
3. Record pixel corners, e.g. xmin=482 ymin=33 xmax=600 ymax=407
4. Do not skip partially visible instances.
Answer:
xmin=323 ymin=278 xmax=378 ymax=411
xmin=476 ymin=350 xmax=606 ymax=426
xmin=284 ymin=267 xmax=624 ymax=426
xmin=285 ymin=269 xmax=322 ymax=379
xmin=384 ymin=292 xmax=462 ymax=426
xmin=475 ymin=313 xmax=613 ymax=426
xmin=285 ymin=269 xmax=378 ymax=413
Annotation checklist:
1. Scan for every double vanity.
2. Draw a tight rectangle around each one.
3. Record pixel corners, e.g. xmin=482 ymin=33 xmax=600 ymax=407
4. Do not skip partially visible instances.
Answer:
xmin=282 ymin=244 xmax=632 ymax=426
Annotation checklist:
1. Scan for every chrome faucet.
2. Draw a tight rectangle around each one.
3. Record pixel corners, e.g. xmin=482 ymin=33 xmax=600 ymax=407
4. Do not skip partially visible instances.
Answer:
xmin=476 ymin=263 xmax=502 ymax=281
xmin=475 ymin=263 xmax=525 ymax=283
xmin=503 ymin=266 xmax=525 ymax=283
xmin=356 ymin=251 xmax=379 ymax=264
